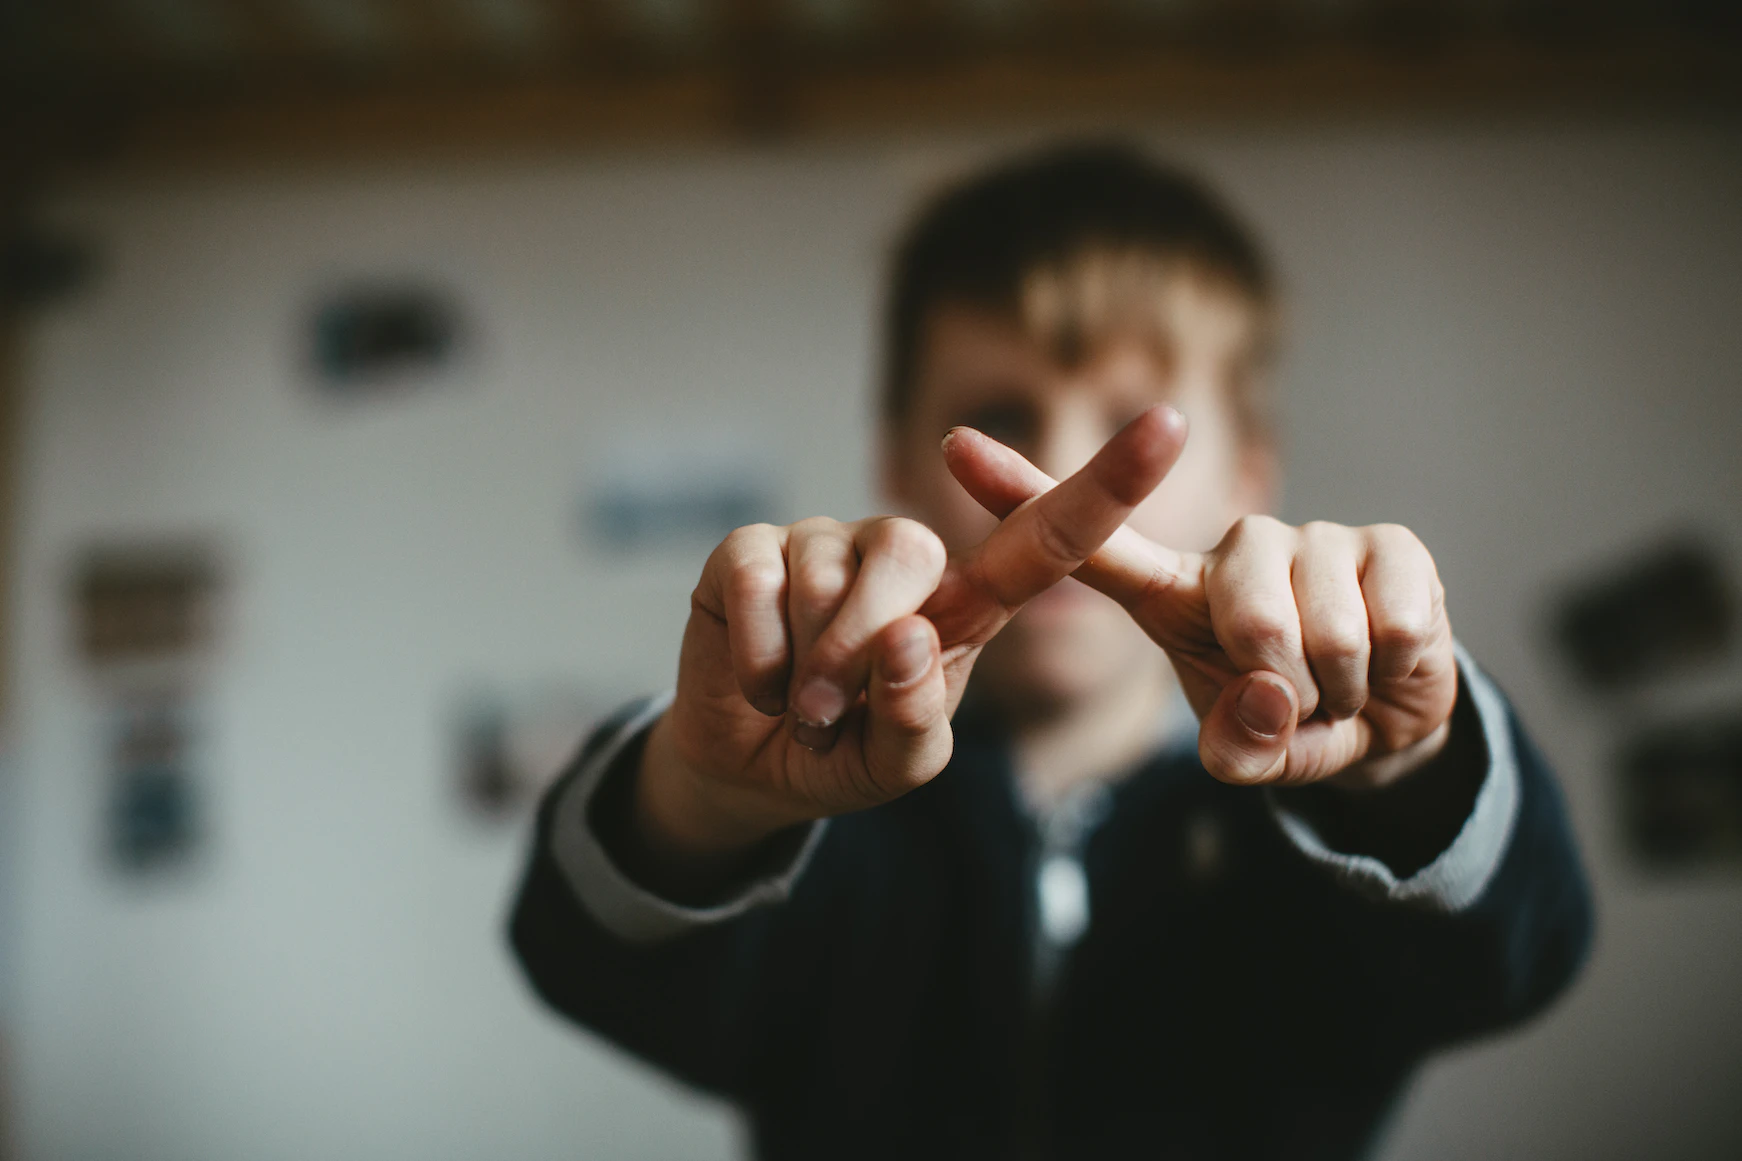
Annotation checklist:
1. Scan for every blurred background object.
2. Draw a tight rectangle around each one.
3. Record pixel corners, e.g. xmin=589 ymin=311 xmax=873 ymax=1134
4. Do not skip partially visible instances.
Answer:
xmin=1552 ymin=538 xmax=1732 ymax=691
xmin=0 ymin=3 xmax=1740 ymax=1161
xmin=452 ymin=680 xmax=608 ymax=821
xmin=309 ymin=280 xmax=467 ymax=398
xmin=68 ymin=544 xmax=225 ymax=879
xmin=1620 ymin=710 xmax=1742 ymax=870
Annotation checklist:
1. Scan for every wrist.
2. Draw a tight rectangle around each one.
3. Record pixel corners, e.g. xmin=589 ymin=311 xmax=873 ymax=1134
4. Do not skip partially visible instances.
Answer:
xmin=1327 ymin=718 xmax=1453 ymax=792
xmin=1281 ymin=685 xmax=1485 ymax=878
xmin=635 ymin=712 xmax=799 ymax=863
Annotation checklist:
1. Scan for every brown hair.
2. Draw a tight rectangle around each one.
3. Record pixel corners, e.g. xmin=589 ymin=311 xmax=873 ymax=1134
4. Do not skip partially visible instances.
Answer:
xmin=882 ymin=141 xmax=1278 ymax=440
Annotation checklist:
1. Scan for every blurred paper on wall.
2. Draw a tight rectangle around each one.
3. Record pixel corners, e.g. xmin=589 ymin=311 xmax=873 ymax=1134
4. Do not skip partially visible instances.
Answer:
xmin=453 ymin=683 xmax=613 ymax=822
xmin=105 ymin=692 xmax=203 ymax=875
xmin=1550 ymin=538 xmax=1733 ymax=690
xmin=71 ymin=544 xmax=223 ymax=671
xmin=68 ymin=543 xmax=227 ymax=879
xmin=307 ymin=280 xmax=469 ymax=402
xmin=1619 ymin=710 xmax=1742 ymax=870
xmin=585 ymin=429 xmax=780 ymax=554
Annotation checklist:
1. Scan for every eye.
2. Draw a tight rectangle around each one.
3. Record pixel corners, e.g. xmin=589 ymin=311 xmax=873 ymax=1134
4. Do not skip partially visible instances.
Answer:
xmin=954 ymin=399 xmax=1037 ymax=450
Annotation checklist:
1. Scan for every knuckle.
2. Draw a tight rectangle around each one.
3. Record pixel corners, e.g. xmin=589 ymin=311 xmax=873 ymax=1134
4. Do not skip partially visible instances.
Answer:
xmin=1311 ymin=620 xmax=1369 ymax=664
xmin=728 ymin=560 xmax=786 ymax=606
xmin=790 ymin=515 xmax=841 ymax=537
xmin=1372 ymin=613 xmax=1431 ymax=656
xmin=875 ymin=517 xmax=947 ymax=578
xmin=721 ymin=522 xmax=769 ymax=550
xmin=793 ymin=561 xmax=851 ymax=615
xmin=1366 ymin=521 xmax=1418 ymax=547
xmin=1368 ymin=523 xmax=1434 ymax=568
xmin=1223 ymin=607 xmax=1297 ymax=655
xmin=1232 ymin=513 xmax=1287 ymax=542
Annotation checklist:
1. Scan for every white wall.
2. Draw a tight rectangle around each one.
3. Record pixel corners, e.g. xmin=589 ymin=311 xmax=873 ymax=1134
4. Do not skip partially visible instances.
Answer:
xmin=6 ymin=119 xmax=1740 ymax=1160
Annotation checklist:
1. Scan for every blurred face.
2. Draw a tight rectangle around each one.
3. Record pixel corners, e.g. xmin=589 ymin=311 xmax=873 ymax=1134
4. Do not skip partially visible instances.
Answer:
xmin=883 ymin=289 xmax=1274 ymax=718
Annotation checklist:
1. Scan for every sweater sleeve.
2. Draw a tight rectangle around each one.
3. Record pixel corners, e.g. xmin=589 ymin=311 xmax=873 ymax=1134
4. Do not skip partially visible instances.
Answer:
xmin=506 ymin=702 xmax=825 ymax=1098
xmin=543 ymin=691 xmax=827 ymax=945
xmin=1266 ymin=643 xmax=1519 ymax=912
xmin=1287 ymin=671 xmax=1595 ymax=1054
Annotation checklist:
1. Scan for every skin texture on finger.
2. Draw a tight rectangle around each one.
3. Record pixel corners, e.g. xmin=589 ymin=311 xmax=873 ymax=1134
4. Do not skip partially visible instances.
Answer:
xmin=783 ymin=519 xmax=862 ymax=735
xmin=1197 ymin=670 xmax=1297 ymax=784
xmin=940 ymin=419 xmax=1200 ymax=617
xmin=1291 ymin=522 xmax=1372 ymax=720
xmin=1360 ymin=524 xmax=1443 ymax=686
xmin=861 ymin=616 xmax=953 ymax=798
xmin=938 ymin=416 xmax=1427 ymax=786
xmin=1345 ymin=524 xmax=1459 ymax=765
xmin=792 ymin=517 xmax=947 ymax=731
xmin=928 ymin=404 xmax=1189 ymax=646
xmin=940 ymin=424 xmax=1458 ymax=786
xmin=1203 ymin=516 xmax=1322 ymax=722
xmin=1199 ymin=670 xmax=1387 ymax=786
xmin=699 ymin=523 xmax=794 ymax=717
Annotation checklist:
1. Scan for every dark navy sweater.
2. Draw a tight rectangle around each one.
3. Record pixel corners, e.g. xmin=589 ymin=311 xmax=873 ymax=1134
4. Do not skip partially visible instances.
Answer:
xmin=510 ymin=691 xmax=1591 ymax=1160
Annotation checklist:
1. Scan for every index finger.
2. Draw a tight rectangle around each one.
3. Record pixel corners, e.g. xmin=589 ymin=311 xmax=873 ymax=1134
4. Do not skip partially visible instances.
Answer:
xmin=948 ymin=404 xmax=1188 ymax=617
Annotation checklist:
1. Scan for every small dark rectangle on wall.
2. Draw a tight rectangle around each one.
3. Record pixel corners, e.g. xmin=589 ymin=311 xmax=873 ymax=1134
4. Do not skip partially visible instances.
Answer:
xmin=452 ymin=686 xmax=605 ymax=822
xmin=1619 ymin=710 xmax=1742 ymax=869
xmin=72 ymin=546 xmax=222 ymax=666
xmin=1552 ymin=539 xmax=1731 ymax=689
xmin=107 ymin=695 xmax=202 ymax=874
xmin=311 ymin=283 xmax=462 ymax=394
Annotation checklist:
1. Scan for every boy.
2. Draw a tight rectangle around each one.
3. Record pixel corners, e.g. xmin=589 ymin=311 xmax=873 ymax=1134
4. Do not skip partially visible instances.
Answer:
xmin=510 ymin=143 xmax=1591 ymax=1159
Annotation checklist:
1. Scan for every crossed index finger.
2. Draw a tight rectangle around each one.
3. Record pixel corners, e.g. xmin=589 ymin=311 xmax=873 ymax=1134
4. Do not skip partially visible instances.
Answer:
xmin=933 ymin=405 xmax=1188 ymax=642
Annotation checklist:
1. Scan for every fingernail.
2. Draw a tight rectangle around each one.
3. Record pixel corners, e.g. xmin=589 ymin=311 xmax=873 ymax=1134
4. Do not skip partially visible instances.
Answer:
xmin=794 ymin=676 xmax=847 ymax=729
xmin=941 ymin=427 xmax=967 ymax=452
xmin=752 ymin=694 xmax=786 ymax=717
xmin=791 ymin=719 xmax=837 ymax=753
xmin=883 ymin=631 xmax=932 ymax=686
xmin=1236 ymin=676 xmax=1293 ymax=738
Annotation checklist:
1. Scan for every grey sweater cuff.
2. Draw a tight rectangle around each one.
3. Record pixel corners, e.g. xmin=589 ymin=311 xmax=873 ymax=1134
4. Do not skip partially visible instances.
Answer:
xmin=1268 ymin=642 xmax=1521 ymax=913
xmin=548 ymin=691 xmax=828 ymax=945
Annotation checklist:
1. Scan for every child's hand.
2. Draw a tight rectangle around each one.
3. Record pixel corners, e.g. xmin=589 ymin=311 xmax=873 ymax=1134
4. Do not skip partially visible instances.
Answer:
xmin=944 ymin=426 xmax=1458 ymax=789
xmin=635 ymin=406 xmax=1190 ymax=872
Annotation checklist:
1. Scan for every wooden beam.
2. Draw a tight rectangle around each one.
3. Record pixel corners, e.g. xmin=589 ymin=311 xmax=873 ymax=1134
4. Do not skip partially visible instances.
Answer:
xmin=530 ymin=0 xmax=661 ymax=73
xmin=16 ymin=21 xmax=1739 ymax=180
xmin=376 ymin=0 xmax=491 ymax=75
xmin=214 ymin=0 xmax=333 ymax=74
xmin=717 ymin=0 xmax=796 ymax=135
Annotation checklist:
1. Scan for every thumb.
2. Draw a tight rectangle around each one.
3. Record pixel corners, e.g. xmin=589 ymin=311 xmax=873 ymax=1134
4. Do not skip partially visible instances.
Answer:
xmin=1198 ymin=671 xmax=1298 ymax=785
xmin=861 ymin=615 xmax=954 ymax=798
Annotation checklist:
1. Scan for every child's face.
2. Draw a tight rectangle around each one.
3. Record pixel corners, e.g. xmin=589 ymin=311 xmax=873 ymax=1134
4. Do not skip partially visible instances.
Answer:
xmin=884 ymin=287 xmax=1274 ymax=715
